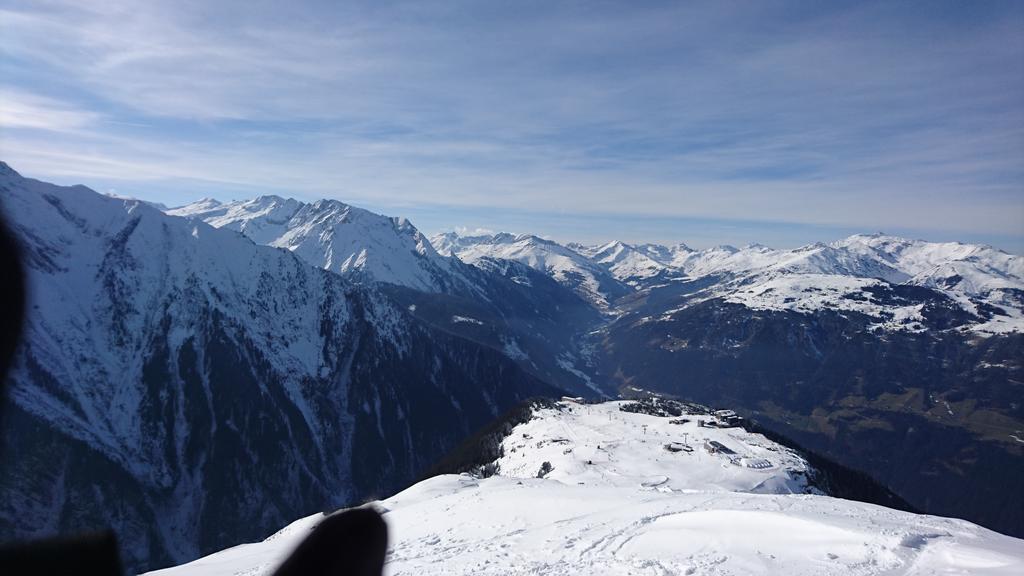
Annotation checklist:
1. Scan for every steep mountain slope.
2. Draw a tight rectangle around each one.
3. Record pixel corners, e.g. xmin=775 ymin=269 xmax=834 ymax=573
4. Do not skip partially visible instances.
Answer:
xmin=149 ymin=400 xmax=1024 ymax=576
xmin=380 ymin=257 xmax=605 ymax=395
xmin=431 ymin=232 xmax=631 ymax=308
xmin=170 ymin=199 xmax=604 ymax=395
xmin=0 ymin=163 xmax=559 ymax=572
xmin=168 ymin=196 xmax=470 ymax=294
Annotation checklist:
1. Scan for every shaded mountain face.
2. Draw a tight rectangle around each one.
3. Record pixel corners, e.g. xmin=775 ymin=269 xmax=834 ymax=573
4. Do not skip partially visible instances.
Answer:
xmin=378 ymin=257 xmax=605 ymax=396
xmin=171 ymin=198 xmax=606 ymax=396
xmin=0 ymin=164 xmax=560 ymax=572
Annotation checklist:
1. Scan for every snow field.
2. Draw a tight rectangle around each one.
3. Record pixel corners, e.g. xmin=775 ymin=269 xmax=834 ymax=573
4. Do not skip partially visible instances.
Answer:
xmin=147 ymin=401 xmax=1024 ymax=576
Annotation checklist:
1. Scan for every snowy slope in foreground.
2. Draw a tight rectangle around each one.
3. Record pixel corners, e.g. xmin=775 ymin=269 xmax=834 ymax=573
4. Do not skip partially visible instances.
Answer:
xmin=148 ymin=401 xmax=1024 ymax=575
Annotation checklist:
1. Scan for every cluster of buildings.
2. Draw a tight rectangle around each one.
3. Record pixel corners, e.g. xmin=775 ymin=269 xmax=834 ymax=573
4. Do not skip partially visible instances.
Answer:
xmin=696 ymin=409 xmax=742 ymax=429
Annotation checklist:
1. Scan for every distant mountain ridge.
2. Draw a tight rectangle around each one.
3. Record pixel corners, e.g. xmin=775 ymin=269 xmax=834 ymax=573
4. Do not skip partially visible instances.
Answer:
xmin=436 ymin=230 xmax=1023 ymax=333
xmin=170 ymin=197 xmax=1024 ymax=333
xmin=431 ymin=231 xmax=632 ymax=309
xmin=168 ymin=195 xmax=470 ymax=294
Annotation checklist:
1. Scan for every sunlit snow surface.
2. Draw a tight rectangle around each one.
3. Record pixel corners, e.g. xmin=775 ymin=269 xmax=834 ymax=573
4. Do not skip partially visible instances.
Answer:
xmin=147 ymin=402 xmax=1024 ymax=576
xmin=434 ymin=232 xmax=626 ymax=309
xmin=168 ymin=195 xmax=471 ymax=294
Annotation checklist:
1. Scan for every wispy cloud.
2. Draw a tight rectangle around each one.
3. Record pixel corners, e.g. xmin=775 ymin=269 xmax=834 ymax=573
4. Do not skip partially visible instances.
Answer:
xmin=1 ymin=0 xmax=1021 ymax=248
xmin=0 ymin=88 xmax=100 ymax=131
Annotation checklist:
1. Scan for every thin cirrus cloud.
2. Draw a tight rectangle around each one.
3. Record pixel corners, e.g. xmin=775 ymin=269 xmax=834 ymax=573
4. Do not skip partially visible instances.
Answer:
xmin=0 ymin=0 xmax=1021 ymax=250
xmin=0 ymin=89 xmax=101 ymax=132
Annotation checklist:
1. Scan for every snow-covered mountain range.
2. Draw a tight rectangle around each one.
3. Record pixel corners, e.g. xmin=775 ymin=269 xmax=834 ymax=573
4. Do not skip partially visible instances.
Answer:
xmin=433 ymin=232 xmax=632 ymax=309
xmin=430 ymin=229 xmax=1024 ymax=539
xmin=149 ymin=399 xmax=1024 ymax=576
xmin=2 ymin=162 xmax=1022 ymax=571
xmin=437 ymin=231 xmax=1024 ymax=334
xmin=168 ymin=196 xmax=472 ymax=294
xmin=0 ymin=163 xmax=558 ymax=571
xmin=569 ymin=240 xmax=693 ymax=286
xmin=166 ymin=199 xmax=605 ymax=396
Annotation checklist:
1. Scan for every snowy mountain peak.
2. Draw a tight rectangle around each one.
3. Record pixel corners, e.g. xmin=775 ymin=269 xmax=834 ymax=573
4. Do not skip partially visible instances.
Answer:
xmin=795 ymin=241 xmax=829 ymax=252
xmin=649 ymin=241 xmax=694 ymax=256
xmin=715 ymin=244 xmax=742 ymax=254
xmin=571 ymin=240 xmax=679 ymax=286
xmin=431 ymin=230 xmax=630 ymax=308
xmin=831 ymin=233 xmax=1023 ymax=296
xmin=175 ymin=196 xmax=222 ymax=211
xmin=251 ymin=193 xmax=289 ymax=205
xmin=0 ymin=160 xmax=20 ymax=178
xmin=489 ymin=231 xmax=519 ymax=243
xmin=514 ymin=233 xmax=561 ymax=248
xmin=429 ymin=231 xmax=460 ymax=256
xmin=168 ymin=195 xmax=458 ymax=292
xmin=596 ymin=239 xmax=628 ymax=253
xmin=438 ymin=227 xmax=1022 ymax=332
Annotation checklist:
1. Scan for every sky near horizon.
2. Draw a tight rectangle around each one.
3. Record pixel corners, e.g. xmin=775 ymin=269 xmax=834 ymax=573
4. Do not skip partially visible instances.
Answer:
xmin=1 ymin=1 xmax=1022 ymax=251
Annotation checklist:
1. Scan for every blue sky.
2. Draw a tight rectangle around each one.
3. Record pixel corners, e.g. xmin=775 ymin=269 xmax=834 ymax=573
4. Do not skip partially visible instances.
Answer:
xmin=2 ymin=0 xmax=1022 ymax=251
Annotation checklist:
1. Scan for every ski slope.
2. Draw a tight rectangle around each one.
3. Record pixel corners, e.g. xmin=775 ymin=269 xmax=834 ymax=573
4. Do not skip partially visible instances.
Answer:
xmin=147 ymin=401 xmax=1024 ymax=576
